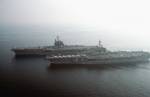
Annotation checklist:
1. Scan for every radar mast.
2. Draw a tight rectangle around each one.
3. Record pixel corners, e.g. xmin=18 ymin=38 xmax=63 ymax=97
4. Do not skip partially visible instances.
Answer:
xmin=99 ymin=40 xmax=103 ymax=47
xmin=54 ymin=35 xmax=64 ymax=48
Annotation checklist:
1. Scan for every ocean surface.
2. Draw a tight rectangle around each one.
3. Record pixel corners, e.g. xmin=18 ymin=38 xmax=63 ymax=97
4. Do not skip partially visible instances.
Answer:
xmin=1 ymin=25 xmax=150 ymax=97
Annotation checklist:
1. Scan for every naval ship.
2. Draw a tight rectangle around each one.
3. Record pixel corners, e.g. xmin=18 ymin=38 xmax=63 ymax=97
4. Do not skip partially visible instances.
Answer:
xmin=12 ymin=36 xmax=150 ymax=65
xmin=12 ymin=36 xmax=106 ymax=57
xmin=47 ymin=51 xmax=150 ymax=66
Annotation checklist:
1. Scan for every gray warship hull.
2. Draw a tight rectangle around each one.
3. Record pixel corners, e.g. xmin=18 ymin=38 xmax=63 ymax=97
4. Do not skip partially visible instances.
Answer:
xmin=12 ymin=45 xmax=106 ymax=57
xmin=47 ymin=52 xmax=150 ymax=66
xmin=11 ymin=36 xmax=106 ymax=57
xmin=50 ymin=58 xmax=149 ymax=65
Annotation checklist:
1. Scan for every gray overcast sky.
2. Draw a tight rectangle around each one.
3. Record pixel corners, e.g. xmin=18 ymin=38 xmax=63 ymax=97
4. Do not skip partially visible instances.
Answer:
xmin=1 ymin=0 xmax=150 ymax=51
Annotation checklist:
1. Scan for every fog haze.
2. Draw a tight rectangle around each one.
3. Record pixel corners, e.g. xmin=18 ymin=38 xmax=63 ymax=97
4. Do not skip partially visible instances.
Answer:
xmin=1 ymin=0 xmax=150 ymax=51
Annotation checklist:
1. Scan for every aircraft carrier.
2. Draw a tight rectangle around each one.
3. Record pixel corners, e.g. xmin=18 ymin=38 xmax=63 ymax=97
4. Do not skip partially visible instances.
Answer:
xmin=12 ymin=36 xmax=106 ymax=56
xmin=12 ymin=36 xmax=150 ymax=65
xmin=47 ymin=51 xmax=150 ymax=66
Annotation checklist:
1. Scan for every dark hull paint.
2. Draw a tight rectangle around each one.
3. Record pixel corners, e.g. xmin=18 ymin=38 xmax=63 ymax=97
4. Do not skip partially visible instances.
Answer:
xmin=49 ymin=58 xmax=149 ymax=68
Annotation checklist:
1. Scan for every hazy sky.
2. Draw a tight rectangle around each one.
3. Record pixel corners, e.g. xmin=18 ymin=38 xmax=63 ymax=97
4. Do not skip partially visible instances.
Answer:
xmin=1 ymin=0 xmax=150 ymax=51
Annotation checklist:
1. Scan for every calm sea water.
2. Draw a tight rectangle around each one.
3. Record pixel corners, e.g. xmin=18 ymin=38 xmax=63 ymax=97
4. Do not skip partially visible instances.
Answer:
xmin=1 ymin=25 xmax=150 ymax=97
